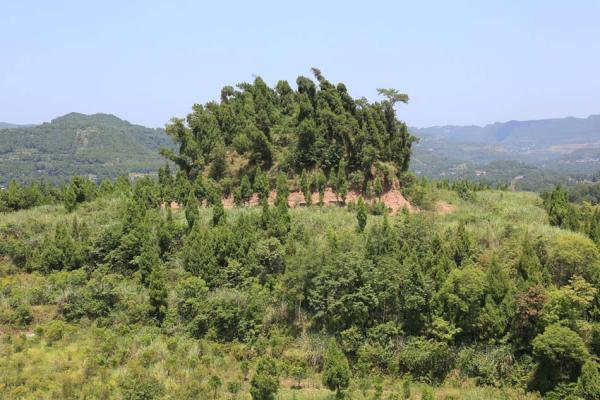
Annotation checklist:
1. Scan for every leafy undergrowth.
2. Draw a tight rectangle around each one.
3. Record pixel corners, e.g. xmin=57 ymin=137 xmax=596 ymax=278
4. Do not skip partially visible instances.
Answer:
xmin=1 ymin=186 xmax=598 ymax=399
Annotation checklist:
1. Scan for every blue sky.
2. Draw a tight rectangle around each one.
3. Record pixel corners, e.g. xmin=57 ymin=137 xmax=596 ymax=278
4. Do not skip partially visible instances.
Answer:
xmin=1 ymin=0 xmax=599 ymax=128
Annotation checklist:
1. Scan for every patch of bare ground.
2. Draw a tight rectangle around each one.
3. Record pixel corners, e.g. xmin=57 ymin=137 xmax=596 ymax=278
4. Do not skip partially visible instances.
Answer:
xmin=163 ymin=188 xmax=415 ymax=215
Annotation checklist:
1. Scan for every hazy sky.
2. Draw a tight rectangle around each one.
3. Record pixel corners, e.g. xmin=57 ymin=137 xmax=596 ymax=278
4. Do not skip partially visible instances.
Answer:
xmin=2 ymin=0 xmax=599 ymax=128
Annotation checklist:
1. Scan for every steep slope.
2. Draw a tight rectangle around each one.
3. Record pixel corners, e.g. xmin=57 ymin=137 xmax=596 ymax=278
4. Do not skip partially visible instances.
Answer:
xmin=0 ymin=113 xmax=172 ymax=185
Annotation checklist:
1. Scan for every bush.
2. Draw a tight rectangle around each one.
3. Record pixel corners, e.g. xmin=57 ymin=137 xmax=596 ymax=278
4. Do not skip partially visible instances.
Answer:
xmin=45 ymin=320 xmax=66 ymax=344
xmin=578 ymin=359 xmax=600 ymax=399
xmin=455 ymin=345 xmax=514 ymax=386
xmin=120 ymin=367 xmax=164 ymax=400
xmin=531 ymin=323 xmax=589 ymax=393
xmin=12 ymin=304 xmax=33 ymax=326
xmin=398 ymin=338 xmax=454 ymax=383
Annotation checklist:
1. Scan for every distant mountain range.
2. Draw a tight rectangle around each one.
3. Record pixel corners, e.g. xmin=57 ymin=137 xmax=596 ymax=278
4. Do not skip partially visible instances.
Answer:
xmin=0 ymin=122 xmax=34 ymax=129
xmin=410 ymin=114 xmax=600 ymax=190
xmin=412 ymin=114 xmax=600 ymax=149
xmin=0 ymin=113 xmax=172 ymax=186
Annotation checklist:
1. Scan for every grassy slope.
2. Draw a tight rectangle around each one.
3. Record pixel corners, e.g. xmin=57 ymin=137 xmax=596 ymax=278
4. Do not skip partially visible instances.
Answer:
xmin=0 ymin=190 xmax=559 ymax=399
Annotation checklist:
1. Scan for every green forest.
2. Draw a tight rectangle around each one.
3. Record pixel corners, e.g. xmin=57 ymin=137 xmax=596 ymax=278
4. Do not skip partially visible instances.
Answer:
xmin=0 ymin=113 xmax=171 ymax=186
xmin=1 ymin=72 xmax=600 ymax=400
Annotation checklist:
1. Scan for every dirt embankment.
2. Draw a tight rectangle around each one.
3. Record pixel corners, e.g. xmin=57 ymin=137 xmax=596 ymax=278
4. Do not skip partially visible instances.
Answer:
xmin=163 ymin=188 xmax=416 ymax=214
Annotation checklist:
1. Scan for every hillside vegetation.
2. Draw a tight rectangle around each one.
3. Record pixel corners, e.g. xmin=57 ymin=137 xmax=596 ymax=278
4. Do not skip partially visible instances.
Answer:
xmin=1 ymin=72 xmax=600 ymax=400
xmin=0 ymin=113 xmax=171 ymax=186
xmin=0 ymin=173 xmax=600 ymax=399
xmin=162 ymin=69 xmax=415 ymax=192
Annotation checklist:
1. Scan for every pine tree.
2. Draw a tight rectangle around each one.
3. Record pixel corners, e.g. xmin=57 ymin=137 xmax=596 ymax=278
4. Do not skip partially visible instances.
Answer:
xmin=275 ymin=172 xmax=289 ymax=208
xmin=316 ymin=169 xmax=327 ymax=207
xmin=157 ymin=208 xmax=176 ymax=257
xmin=184 ymin=191 xmax=199 ymax=230
xmin=300 ymin=169 xmax=312 ymax=206
xmin=357 ymin=197 xmax=367 ymax=232
xmin=212 ymin=198 xmax=226 ymax=226
xmin=373 ymin=176 xmax=383 ymax=198
xmin=322 ymin=338 xmax=351 ymax=399
xmin=545 ymin=185 xmax=572 ymax=228
xmin=137 ymin=238 xmax=161 ymax=286
xmin=337 ymin=160 xmax=348 ymax=205
xmin=64 ymin=186 xmax=77 ymax=212
xmin=254 ymin=167 xmax=270 ymax=205
xmin=452 ymin=222 xmax=472 ymax=266
xmin=517 ymin=235 xmax=543 ymax=284
xmin=250 ymin=358 xmax=279 ymax=400
xmin=148 ymin=263 xmax=168 ymax=325
xmin=239 ymin=175 xmax=253 ymax=205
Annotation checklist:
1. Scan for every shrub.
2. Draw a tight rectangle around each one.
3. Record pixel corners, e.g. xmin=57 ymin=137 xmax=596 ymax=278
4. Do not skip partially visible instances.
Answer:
xmin=398 ymin=337 xmax=454 ymax=383
xmin=531 ymin=323 xmax=589 ymax=393
xmin=578 ymin=359 xmax=600 ymax=399
xmin=45 ymin=320 xmax=66 ymax=344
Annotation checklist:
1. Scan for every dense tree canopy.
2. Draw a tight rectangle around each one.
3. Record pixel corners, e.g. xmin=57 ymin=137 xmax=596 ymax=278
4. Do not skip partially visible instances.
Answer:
xmin=161 ymin=69 xmax=415 ymax=190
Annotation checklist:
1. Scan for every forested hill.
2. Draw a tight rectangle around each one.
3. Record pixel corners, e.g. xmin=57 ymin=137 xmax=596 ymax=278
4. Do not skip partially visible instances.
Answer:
xmin=0 ymin=112 xmax=171 ymax=186
xmin=410 ymin=114 xmax=600 ymax=189
xmin=162 ymin=69 xmax=415 ymax=192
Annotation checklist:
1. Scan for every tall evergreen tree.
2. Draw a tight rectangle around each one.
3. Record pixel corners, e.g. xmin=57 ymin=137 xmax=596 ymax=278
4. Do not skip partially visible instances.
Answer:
xmin=212 ymin=198 xmax=226 ymax=226
xmin=148 ymin=263 xmax=168 ymax=325
xmin=300 ymin=169 xmax=312 ymax=206
xmin=316 ymin=169 xmax=327 ymax=207
xmin=337 ymin=160 xmax=348 ymax=205
xmin=254 ymin=167 xmax=270 ymax=205
xmin=184 ymin=191 xmax=199 ymax=230
xmin=357 ymin=197 xmax=367 ymax=232
xmin=322 ymin=338 xmax=351 ymax=399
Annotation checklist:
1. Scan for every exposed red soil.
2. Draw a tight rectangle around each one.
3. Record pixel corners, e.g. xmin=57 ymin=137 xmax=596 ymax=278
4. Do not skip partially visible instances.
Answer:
xmin=163 ymin=188 xmax=415 ymax=214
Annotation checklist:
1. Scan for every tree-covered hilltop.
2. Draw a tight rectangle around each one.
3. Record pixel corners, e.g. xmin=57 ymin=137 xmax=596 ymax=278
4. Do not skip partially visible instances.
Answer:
xmin=161 ymin=69 xmax=415 ymax=190
xmin=0 ymin=112 xmax=172 ymax=186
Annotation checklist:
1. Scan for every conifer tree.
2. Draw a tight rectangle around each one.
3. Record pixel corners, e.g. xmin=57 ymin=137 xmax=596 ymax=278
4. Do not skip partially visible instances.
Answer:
xmin=357 ymin=197 xmax=367 ymax=232
xmin=275 ymin=172 xmax=289 ymax=208
xmin=300 ymin=169 xmax=312 ymax=206
xmin=212 ymin=197 xmax=226 ymax=226
xmin=250 ymin=358 xmax=279 ymax=400
xmin=322 ymin=338 xmax=351 ymax=399
xmin=184 ymin=191 xmax=199 ymax=230
xmin=373 ymin=175 xmax=383 ymax=199
xmin=337 ymin=160 xmax=348 ymax=205
xmin=452 ymin=222 xmax=472 ymax=266
xmin=254 ymin=168 xmax=270 ymax=205
xmin=316 ymin=169 xmax=327 ymax=207
xmin=517 ymin=235 xmax=543 ymax=284
xmin=545 ymin=185 xmax=571 ymax=228
xmin=64 ymin=186 xmax=77 ymax=212
xmin=148 ymin=263 xmax=168 ymax=325
xmin=239 ymin=175 xmax=253 ymax=205
xmin=137 ymin=237 xmax=161 ymax=286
